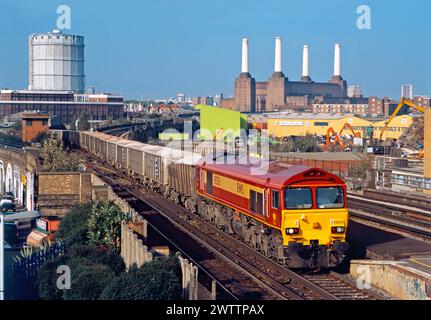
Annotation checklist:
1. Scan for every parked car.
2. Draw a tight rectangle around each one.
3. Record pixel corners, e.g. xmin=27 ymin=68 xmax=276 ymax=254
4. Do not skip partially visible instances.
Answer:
xmin=1 ymin=202 xmax=16 ymax=213
xmin=0 ymin=198 xmax=13 ymax=207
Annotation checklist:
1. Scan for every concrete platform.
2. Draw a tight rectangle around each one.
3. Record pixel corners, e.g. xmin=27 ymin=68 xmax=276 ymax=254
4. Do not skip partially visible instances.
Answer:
xmin=348 ymin=221 xmax=431 ymax=299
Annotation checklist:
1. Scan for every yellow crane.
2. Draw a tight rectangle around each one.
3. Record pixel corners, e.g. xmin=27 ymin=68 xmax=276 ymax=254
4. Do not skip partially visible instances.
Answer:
xmin=379 ymin=97 xmax=425 ymax=140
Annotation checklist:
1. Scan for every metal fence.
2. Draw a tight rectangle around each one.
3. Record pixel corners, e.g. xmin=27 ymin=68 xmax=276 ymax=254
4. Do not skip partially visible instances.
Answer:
xmin=9 ymin=242 xmax=65 ymax=300
xmin=269 ymin=155 xmax=358 ymax=179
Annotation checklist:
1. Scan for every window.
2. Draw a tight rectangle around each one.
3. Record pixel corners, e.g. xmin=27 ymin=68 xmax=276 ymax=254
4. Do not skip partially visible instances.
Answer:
xmin=317 ymin=187 xmax=345 ymax=209
xmin=206 ymin=172 xmax=213 ymax=194
xmin=314 ymin=122 xmax=329 ymax=126
xmin=284 ymin=188 xmax=312 ymax=209
xmin=250 ymin=190 xmax=264 ymax=215
xmin=26 ymin=120 xmax=33 ymax=126
xmin=271 ymin=190 xmax=280 ymax=209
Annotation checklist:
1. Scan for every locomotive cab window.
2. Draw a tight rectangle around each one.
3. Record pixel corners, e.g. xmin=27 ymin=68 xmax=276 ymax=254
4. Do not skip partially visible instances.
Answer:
xmin=206 ymin=171 xmax=213 ymax=194
xmin=271 ymin=190 xmax=280 ymax=209
xmin=284 ymin=188 xmax=312 ymax=209
xmin=317 ymin=187 xmax=344 ymax=209
xmin=250 ymin=190 xmax=264 ymax=215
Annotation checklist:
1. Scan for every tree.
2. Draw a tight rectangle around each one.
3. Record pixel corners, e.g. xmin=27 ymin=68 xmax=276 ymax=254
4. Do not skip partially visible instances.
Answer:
xmin=56 ymin=202 xmax=92 ymax=247
xmin=40 ymin=133 xmax=81 ymax=172
xmin=99 ymin=257 xmax=182 ymax=300
xmin=71 ymin=113 xmax=91 ymax=131
xmin=270 ymin=134 xmax=322 ymax=153
xmin=87 ymin=201 xmax=130 ymax=253
xmin=349 ymin=154 xmax=374 ymax=189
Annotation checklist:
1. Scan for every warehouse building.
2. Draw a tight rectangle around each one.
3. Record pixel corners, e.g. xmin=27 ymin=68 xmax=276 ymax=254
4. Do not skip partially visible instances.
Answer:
xmin=0 ymin=90 xmax=124 ymax=123
xmin=267 ymin=113 xmax=415 ymax=140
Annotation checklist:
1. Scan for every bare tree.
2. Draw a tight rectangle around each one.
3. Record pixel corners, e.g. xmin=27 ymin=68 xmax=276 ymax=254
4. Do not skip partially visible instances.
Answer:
xmin=40 ymin=133 xmax=81 ymax=172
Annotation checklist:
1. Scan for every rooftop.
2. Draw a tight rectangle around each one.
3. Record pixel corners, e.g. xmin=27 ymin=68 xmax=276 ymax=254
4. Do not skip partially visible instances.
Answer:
xmin=268 ymin=112 xmax=354 ymax=120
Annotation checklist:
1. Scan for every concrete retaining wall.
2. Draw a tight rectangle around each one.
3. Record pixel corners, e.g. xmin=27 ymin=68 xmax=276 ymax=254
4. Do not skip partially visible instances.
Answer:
xmin=350 ymin=260 xmax=431 ymax=300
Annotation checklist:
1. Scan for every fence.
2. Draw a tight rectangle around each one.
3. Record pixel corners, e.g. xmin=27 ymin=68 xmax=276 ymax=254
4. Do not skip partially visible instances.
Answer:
xmin=121 ymin=221 xmax=153 ymax=270
xmin=270 ymin=154 xmax=358 ymax=178
xmin=9 ymin=242 xmax=65 ymax=300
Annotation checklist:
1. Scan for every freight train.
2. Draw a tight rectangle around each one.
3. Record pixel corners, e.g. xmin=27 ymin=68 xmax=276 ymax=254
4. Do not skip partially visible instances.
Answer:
xmin=79 ymin=131 xmax=349 ymax=268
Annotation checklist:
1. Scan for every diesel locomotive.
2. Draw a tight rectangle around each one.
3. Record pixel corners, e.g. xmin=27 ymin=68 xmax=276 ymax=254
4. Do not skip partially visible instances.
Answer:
xmin=80 ymin=131 xmax=349 ymax=268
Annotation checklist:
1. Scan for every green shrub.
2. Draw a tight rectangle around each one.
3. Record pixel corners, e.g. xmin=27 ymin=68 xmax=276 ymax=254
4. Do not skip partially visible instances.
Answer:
xmin=99 ymin=257 xmax=182 ymax=300
xmin=67 ymin=245 xmax=125 ymax=275
xmin=36 ymin=256 xmax=68 ymax=300
xmin=87 ymin=201 xmax=130 ymax=253
xmin=63 ymin=263 xmax=115 ymax=300
xmin=56 ymin=202 xmax=92 ymax=247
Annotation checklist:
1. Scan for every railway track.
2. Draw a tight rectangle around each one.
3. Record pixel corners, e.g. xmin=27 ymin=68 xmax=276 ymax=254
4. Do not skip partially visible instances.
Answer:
xmin=348 ymin=195 xmax=431 ymax=240
xmin=362 ymin=189 xmax=431 ymax=214
xmin=79 ymin=150 xmax=383 ymax=300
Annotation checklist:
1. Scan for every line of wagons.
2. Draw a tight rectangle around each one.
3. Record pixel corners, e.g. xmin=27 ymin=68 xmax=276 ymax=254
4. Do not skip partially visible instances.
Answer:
xmin=80 ymin=131 xmax=203 ymax=212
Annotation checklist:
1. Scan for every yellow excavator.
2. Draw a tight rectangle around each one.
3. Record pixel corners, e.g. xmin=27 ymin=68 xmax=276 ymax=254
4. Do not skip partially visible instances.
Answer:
xmin=379 ymin=97 xmax=424 ymax=158
xmin=324 ymin=123 xmax=361 ymax=151
xmin=379 ymin=98 xmax=424 ymax=140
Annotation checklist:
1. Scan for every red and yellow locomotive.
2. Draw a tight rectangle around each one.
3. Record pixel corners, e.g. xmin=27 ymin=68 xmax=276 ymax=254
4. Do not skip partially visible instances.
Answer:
xmin=196 ymin=156 xmax=349 ymax=268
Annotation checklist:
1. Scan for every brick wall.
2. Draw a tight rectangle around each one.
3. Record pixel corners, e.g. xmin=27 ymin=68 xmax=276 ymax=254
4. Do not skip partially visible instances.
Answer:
xmin=36 ymin=172 xmax=108 ymax=216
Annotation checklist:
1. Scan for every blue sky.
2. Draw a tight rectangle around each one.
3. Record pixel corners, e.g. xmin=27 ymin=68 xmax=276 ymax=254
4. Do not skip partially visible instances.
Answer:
xmin=0 ymin=0 xmax=430 ymax=99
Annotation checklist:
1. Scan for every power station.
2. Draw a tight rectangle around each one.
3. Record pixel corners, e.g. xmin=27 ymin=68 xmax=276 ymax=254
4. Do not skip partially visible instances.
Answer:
xmin=222 ymin=37 xmax=351 ymax=113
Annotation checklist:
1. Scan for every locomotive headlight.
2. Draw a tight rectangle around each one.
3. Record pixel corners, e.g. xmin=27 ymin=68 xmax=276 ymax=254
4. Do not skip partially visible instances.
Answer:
xmin=286 ymin=228 xmax=299 ymax=235
xmin=331 ymin=226 xmax=345 ymax=234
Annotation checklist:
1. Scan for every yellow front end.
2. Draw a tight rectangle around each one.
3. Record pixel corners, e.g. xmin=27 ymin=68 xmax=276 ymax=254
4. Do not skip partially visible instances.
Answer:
xmin=282 ymin=208 xmax=348 ymax=247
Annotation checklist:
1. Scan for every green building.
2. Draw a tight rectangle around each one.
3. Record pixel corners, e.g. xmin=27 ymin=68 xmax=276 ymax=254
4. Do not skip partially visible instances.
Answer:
xmin=197 ymin=105 xmax=248 ymax=141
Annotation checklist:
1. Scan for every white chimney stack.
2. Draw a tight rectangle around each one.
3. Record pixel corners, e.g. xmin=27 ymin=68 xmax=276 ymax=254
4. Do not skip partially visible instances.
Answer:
xmin=334 ymin=43 xmax=341 ymax=77
xmin=241 ymin=38 xmax=249 ymax=73
xmin=274 ymin=37 xmax=282 ymax=73
xmin=302 ymin=45 xmax=309 ymax=78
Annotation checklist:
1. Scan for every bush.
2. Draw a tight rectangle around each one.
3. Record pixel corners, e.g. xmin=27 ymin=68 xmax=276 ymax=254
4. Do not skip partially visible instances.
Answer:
xmin=67 ymin=245 xmax=125 ymax=275
xmin=63 ymin=263 xmax=115 ymax=300
xmin=57 ymin=203 xmax=92 ymax=247
xmin=99 ymin=257 xmax=182 ymax=300
xmin=87 ymin=201 xmax=130 ymax=253
xmin=36 ymin=256 xmax=68 ymax=300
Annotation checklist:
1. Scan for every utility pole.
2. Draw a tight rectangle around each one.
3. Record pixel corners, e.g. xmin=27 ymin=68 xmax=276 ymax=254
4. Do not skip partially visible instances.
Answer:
xmin=0 ymin=214 xmax=4 ymax=300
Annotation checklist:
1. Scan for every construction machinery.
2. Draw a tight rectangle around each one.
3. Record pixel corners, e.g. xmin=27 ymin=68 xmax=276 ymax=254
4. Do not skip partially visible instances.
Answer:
xmin=324 ymin=123 xmax=361 ymax=151
xmin=379 ymin=98 xmax=425 ymax=140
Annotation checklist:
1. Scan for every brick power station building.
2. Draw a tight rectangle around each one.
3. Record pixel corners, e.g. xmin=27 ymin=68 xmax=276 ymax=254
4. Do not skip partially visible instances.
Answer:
xmin=222 ymin=37 xmax=364 ymax=113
